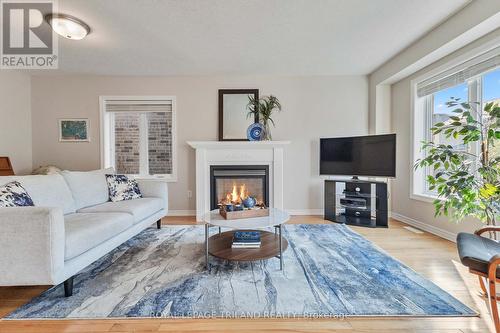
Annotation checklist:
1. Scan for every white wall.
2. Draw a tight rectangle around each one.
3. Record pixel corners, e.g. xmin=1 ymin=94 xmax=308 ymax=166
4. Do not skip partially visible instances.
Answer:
xmin=369 ymin=0 xmax=500 ymax=133
xmin=389 ymin=29 xmax=500 ymax=239
xmin=365 ymin=0 xmax=500 ymax=239
xmin=0 ymin=71 xmax=32 ymax=175
xmin=30 ymin=75 xmax=368 ymax=212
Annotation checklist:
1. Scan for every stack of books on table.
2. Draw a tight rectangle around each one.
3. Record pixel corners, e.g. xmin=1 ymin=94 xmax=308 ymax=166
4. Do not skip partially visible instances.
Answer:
xmin=232 ymin=231 xmax=261 ymax=248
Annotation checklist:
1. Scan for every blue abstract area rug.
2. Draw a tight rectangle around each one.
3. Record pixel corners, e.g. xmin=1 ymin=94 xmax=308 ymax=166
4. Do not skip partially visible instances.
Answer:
xmin=6 ymin=224 xmax=476 ymax=319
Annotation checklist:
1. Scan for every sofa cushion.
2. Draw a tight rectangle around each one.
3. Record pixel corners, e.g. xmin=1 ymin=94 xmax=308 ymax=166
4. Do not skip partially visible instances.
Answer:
xmin=457 ymin=232 xmax=500 ymax=278
xmin=60 ymin=168 xmax=114 ymax=210
xmin=105 ymin=174 xmax=142 ymax=202
xmin=0 ymin=181 xmax=34 ymax=207
xmin=0 ymin=174 xmax=76 ymax=214
xmin=64 ymin=212 xmax=134 ymax=260
xmin=77 ymin=198 xmax=163 ymax=223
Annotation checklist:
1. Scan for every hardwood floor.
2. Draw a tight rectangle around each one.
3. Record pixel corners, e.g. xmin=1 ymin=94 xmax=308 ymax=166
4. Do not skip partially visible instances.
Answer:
xmin=0 ymin=216 xmax=495 ymax=332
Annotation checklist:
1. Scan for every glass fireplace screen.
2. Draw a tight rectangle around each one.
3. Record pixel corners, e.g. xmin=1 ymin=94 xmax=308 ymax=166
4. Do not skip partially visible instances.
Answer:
xmin=210 ymin=166 xmax=269 ymax=209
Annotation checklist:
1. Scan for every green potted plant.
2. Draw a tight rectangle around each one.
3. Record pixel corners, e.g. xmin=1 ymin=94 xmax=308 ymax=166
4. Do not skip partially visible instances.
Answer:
xmin=247 ymin=95 xmax=282 ymax=140
xmin=415 ymin=99 xmax=500 ymax=226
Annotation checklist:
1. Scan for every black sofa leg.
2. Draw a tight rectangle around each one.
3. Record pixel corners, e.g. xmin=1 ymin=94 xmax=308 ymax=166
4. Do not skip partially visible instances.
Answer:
xmin=64 ymin=277 xmax=73 ymax=297
xmin=157 ymin=219 xmax=162 ymax=229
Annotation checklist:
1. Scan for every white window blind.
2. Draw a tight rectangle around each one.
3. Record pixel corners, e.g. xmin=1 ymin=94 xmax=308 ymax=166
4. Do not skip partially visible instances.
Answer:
xmin=417 ymin=46 xmax=500 ymax=98
xmin=104 ymin=100 xmax=173 ymax=113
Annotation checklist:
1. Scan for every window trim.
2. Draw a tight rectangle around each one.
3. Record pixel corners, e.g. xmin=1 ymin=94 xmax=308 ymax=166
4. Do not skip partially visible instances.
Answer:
xmin=99 ymin=95 xmax=177 ymax=182
xmin=410 ymin=43 xmax=500 ymax=202
xmin=411 ymin=82 xmax=437 ymax=202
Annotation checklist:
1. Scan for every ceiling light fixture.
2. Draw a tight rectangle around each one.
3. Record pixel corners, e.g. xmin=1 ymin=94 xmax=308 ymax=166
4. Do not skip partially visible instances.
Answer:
xmin=45 ymin=14 xmax=90 ymax=40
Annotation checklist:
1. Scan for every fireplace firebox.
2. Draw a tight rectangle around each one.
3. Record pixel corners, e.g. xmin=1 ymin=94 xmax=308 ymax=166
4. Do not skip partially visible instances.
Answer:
xmin=210 ymin=165 xmax=269 ymax=210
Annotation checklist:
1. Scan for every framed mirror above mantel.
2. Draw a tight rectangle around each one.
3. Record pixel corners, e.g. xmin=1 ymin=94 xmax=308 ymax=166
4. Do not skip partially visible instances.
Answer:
xmin=218 ymin=89 xmax=259 ymax=141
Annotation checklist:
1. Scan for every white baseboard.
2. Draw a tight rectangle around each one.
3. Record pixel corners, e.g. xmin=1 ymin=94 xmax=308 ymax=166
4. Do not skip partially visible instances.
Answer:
xmin=168 ymin=210 xmax=196 ymax=216
xmin=285 ymin=209 xmax=323 ymax=216
xmin=390 ymin=212 xmax=457 ymax=243
xmin=168 ymin=209 xmax=323 ymax=216
xmin=168 ymin=209 xmax=457 ymax=242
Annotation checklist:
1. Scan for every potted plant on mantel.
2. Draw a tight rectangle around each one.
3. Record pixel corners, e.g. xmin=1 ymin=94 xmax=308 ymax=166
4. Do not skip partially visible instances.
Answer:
xmin=247 ymin=95 xmax=282 ymax=141
xmin=415 ymin=98 xmax=499 ymax=227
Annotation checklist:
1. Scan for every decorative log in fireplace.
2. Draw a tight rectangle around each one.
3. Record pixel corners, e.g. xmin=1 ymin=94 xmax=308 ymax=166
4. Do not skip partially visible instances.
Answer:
xmin=210 ymin=165 xmax=269 ymax=210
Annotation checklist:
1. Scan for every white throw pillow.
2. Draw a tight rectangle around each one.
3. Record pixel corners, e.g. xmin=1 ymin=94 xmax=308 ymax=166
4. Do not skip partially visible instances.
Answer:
xmin=0 ymin=181 xmax=35 ymax=207
xmin=60 ymin=168 xmax=114 ymax=210
xmin=105 ymin=174 xmax=142 ymax=202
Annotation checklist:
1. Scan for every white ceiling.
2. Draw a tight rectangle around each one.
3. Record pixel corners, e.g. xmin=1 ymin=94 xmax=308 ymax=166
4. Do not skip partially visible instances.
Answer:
xmin=46 ymin=0 xmax=470 ymax=76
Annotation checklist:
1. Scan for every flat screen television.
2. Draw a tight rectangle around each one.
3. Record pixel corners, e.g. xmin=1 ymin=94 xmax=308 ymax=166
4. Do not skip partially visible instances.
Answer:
xmin=320 ymin=134 xmax=396 ymax=177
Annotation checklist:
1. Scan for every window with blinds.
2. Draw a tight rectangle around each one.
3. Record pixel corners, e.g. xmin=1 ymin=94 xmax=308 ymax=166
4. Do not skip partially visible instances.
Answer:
xmin=100 ymin=97 xmax=176 ymax=180
xmin=411 ymin=46 xmax=500 ymax=200
xmin=417 ymin=46 xmax=500 ymax=98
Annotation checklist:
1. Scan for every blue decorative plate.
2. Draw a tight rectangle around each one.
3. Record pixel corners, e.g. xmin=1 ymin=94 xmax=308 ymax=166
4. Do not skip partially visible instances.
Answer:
xmin=247 ymin=123 xmax=264 ymax=141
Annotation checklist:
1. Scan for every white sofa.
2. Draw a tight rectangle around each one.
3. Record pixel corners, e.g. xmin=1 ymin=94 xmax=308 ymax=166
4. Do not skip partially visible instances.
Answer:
xmin=0 ymin=169 xmax=168 ymax=296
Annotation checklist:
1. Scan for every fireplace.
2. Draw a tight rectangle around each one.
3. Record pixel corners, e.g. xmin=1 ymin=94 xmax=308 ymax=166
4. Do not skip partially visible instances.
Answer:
xmin=210 ymin=165 xmax=269 ymax=210
xmin=188 ymin=141 xmax=289 ymax=221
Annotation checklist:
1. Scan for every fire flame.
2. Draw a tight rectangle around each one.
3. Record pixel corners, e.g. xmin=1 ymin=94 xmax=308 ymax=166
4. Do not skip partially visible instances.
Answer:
xmin=225 ymin=183 xmax=247 ymax=204
xmin=219 ymin=182 xmax=264 ymax=207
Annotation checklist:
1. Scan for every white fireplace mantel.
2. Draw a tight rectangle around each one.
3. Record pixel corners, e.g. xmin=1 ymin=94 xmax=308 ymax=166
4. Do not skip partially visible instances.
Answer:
xmin=187 ymin=141 xmax=291 ymax=149
xmin=187 ymin=141 xmax=290 ymax=221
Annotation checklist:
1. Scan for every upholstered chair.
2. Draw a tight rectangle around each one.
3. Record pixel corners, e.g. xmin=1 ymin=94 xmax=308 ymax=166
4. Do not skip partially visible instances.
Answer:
xmin=458 ymin=226 xmax=500 ymax=332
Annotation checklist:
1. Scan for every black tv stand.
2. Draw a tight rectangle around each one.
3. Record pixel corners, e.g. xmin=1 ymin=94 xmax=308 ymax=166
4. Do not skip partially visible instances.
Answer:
xmin=324 ymin=179 xmax=388 ymax=228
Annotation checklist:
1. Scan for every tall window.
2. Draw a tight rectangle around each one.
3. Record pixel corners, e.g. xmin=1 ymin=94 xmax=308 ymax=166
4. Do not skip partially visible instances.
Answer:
xmin=100 ymin=96 xmax=176 ymax=180
xmin=482 ymin=69 xmax=500 ymax=159
xmin=432 ymin=83 xmax=468 ymax=150
xmin=412 ymin=47 xmax=500 ymax=200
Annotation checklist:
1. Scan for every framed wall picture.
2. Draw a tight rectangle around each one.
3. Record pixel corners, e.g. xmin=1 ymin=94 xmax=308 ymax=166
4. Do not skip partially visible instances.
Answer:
xmin=59 ymin=119 xmax=90 ymax=142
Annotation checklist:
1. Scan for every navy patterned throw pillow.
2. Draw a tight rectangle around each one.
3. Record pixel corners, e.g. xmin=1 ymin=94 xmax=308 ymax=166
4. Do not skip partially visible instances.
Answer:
xmin=105 ymin=174 xmax=142 ymax=202
xmin=0 ymin=181 xmax=35 ymax=207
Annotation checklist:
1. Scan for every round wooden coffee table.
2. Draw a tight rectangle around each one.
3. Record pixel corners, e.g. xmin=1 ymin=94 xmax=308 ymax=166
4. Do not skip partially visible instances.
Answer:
xmin=203 ymin=208 xmax=290 ymax=270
